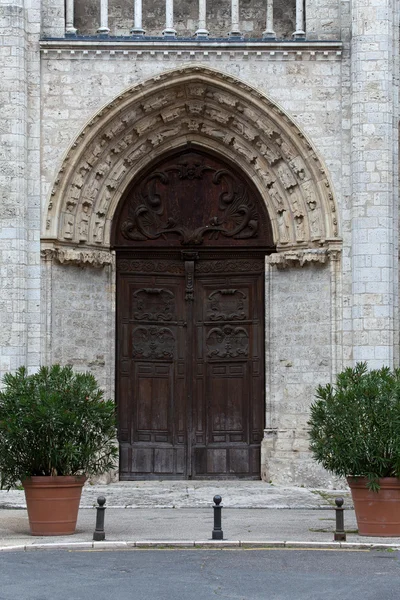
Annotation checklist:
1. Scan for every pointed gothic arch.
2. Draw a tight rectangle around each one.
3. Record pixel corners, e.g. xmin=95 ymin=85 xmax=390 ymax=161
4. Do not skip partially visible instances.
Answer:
xmin=41 ymin=65 xmax=340 ymax=264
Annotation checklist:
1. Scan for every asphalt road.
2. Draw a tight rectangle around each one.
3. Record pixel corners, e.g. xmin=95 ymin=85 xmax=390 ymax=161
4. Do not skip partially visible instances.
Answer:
xmin=1 ymin=548 xmax=399 ymax=600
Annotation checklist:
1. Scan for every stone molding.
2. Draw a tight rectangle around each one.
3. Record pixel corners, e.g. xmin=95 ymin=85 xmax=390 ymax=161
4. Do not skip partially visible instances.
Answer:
xmin=266 ymin=246 xmax=341 ymax=269
xmin=40 ymin=40 xmax=343 ymax=62
xmin=41 ymin=247 xmax=113 ymax=268
xmin=42 ymin=64 xmax=340 ymax=254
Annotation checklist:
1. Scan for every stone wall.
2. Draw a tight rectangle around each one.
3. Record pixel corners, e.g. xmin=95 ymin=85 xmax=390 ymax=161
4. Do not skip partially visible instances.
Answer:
xmin=47 ymin=261 xmax=115 ymax=395
xmin=262 ymin=261 xmax=337 ymax=486
xmin=0 ymin=1 xmax=41 ymax=381
xmin=349 ymin=0 xmax=399 ymax=369
xmin=1 ymin=0 xmax=398 ymax=484
xmin=39 ymin=43 xmax=345 ymax=486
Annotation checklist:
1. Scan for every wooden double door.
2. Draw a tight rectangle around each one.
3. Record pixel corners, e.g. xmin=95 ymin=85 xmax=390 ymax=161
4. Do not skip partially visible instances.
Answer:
xmin=117 ymin=252 xmax=265 ymax=479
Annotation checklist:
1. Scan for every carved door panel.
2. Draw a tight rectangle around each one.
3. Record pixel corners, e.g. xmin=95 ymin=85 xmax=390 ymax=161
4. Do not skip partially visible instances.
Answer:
xmin=117 ymin=257 xmax=188 ymax=479
xmin=117 ymin=254 xmax=265 ymax=479
xmin=192 ymin=259 xmax=264 ymax=478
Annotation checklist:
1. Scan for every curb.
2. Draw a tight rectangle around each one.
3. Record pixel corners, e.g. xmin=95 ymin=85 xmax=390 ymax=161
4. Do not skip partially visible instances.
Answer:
xmin=0 ymin=504 xmax=352 ymax=510
xmin=0 ymin=540 xmax=399 ymax=552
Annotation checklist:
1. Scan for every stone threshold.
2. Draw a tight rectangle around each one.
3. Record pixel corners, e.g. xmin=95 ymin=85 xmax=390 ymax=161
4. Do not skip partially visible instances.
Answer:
xmin=1 ymin=540 xmax=398 ymax=552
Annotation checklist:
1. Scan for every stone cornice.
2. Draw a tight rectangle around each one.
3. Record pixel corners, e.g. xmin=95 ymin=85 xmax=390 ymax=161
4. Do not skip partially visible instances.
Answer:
xmin=40 ymin=39 xmax=343 ymax=60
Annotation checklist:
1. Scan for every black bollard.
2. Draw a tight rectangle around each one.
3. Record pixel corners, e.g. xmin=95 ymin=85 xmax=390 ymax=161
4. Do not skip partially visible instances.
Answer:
xmin=334 ymin=497 xmax=346 ymax=542
xmin=93 ymin=496 xmax=106 ymax=541
xmin=212 ymin=495 xmax=223 ymax=540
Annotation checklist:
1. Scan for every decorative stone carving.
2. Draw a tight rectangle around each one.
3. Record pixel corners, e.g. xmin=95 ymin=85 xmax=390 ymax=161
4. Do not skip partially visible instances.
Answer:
xmin=124 ymin=143 xmax=150 ymax=166
xmin=40 ymin=247 xmax=113 ymax=268
xmin=78 ymin=200 xmax=92 ymax=242
xmin=148 ymin=125 xmax=182 ymax=148
xmin=62 ymin=201 xmax=76 ymax=240
xmin=289 ymin=156 xmax=308 ymax=181
xmin=132 ymin=326 xmax=175 ymax=359
xmin=256 ymin=140 xmax=281 ymax=165
xmin=303 ymin=180 xmax=322 ymax=240
xmin=186 ymin=101 xmax=204 ymax=115
xmin=266 ymin=249 xmax=333 ymax=269
xmin=43 ymin=66 xmax=340 ymax=254
xmin=268 ymin=183 xmax=285 ymax=211
xmin=294 ymin=215 xmax=306 ymax=242
xmin=206 ymin=325 xmax=249 ymax=358
xmin=277 ymin=163 xmax=297 ymax=189
xmin=277 ymin=210 xmax=290 ymax=244
xmin=93 ymin=215 xmax=105 ymax=244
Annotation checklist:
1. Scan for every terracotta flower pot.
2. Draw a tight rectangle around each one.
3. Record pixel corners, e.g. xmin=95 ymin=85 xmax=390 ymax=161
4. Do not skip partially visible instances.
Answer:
xmin=22 ymin=475 xmax=86 ymax=536
xmin=347 ymin=477 xmax=400 ymax=537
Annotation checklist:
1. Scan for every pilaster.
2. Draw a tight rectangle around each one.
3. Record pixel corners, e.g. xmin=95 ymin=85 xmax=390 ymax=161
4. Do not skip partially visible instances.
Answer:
xmin=0 ymin=1 xmax=28 ymax=378
xmin=350 ymin=0 xmax=399 ymax=368
xmin=0 ymin=1 xmax=41 ymax=380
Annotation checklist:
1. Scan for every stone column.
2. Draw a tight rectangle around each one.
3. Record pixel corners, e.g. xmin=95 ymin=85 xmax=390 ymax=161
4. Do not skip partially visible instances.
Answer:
xmin=162 ymin=0 xmax=176 ymax=36
xmin=263 ymin=0 xmax=276 ymax=40
xmin=292 ymin=0 xmax=305 ymax=39
xmin=229 ymin=0 xmax=241 ymax=36
xmin=195 ymin=0 xmax=209 ymax=38
xmin=65 ymin=0 xmax=77 ymax=35
xmin=351 ymin=0 xmax=399 ymax=368
xmin=131 ymin=0 xmax=145 ymax=35
xmin=97 ymin=0 xmax=110 ymax=34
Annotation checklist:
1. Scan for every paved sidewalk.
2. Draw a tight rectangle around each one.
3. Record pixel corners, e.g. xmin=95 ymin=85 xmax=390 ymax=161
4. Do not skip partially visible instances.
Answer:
xmin=1 ymin=481 xmax=399 ymax=551
xmin=0 ymin=480 xmax=350 ymax=509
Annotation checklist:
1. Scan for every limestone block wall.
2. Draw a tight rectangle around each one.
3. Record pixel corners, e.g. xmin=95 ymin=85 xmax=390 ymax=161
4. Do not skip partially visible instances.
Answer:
xmin=0 ymin=1 xmax=41 ymax=381
xmin=48 ymin=261 xmax=115 ymax=395
xmin=41 ymin=0 xmax=64 ymax=37
xmin=350 ymin=0 xmax=399 ymax=369
xmin=39 ymin=49 xmax=346 ymax=485
xmin=262 ymin=261 xmax=338 ymax=486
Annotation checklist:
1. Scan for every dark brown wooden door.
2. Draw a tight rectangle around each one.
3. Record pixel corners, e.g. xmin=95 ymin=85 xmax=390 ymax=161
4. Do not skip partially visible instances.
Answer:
xmin=117 ymin=256 xmax=188 ymax=478
xmin=117 ymin=253 xmax=265 ymax=479
xmin=114 ymin=147 xmax=273 ymax=479
xmin=192 ymin=258 xmax=264 ymax=477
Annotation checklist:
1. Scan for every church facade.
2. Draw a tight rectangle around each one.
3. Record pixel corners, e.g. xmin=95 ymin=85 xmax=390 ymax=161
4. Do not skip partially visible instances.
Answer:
xmin=0 ymin=0 xmax=398 ymax=485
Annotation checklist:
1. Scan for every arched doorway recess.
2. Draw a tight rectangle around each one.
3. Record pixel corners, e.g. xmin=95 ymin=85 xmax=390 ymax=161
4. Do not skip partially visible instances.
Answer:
xmin=112 ymin=146 xmax=275 ymax=479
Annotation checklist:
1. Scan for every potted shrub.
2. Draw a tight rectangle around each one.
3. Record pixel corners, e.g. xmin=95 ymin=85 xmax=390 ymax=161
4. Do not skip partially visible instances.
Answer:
xmin=0 ymin=365 xmax=118 ymax=536
xmin=308 ymin=362 xmax=400 ymax=537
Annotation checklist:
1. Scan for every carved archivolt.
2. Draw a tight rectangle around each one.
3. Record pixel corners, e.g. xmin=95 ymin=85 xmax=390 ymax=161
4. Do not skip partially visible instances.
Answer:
xmin=42 ymin=65 xmax=340 ymax=260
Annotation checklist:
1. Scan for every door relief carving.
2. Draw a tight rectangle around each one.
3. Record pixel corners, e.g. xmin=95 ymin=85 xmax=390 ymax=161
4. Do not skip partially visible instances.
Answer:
xmin=120 ymin=161 xmax=260 ymax=245
xmin=133 ymin=288 xmax=175 ymax=321
xmin=206 ymin=326 xmax=249 ymax=358
xmin=207 ymin=289 xmax=248 ymax=321
xmin=132 ymin=326 xmax=175 ymax=359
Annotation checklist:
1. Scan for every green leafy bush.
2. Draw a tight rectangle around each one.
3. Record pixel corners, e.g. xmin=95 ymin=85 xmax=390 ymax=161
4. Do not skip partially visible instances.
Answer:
xmin=0 ymin=365 xmax=118 ymax=490
xmin=308 ymin=362 xmax=400 ymax=490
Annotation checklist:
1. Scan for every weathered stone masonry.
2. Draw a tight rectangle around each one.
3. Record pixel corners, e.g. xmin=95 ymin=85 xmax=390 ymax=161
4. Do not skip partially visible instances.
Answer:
xmin=0 ymin=0 xmax=399 ymax=485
